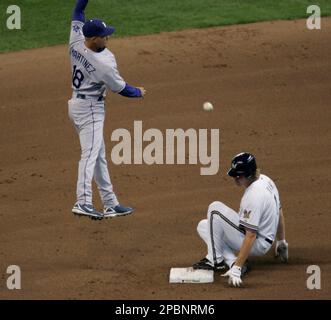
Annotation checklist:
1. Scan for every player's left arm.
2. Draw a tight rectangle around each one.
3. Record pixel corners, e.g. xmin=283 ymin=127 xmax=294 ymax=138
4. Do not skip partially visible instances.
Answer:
xmin=234 ymin=230 xmax=257 ymax=268
xmin=103 ymin=60 xmax=147 ymax=98
xmin=275 ymin=207 xmax=289 ymax=262
xmin=118 ymin=84 xmax=146 ymax=98
xmin=276 ymin=208 xmax=286 ymax=240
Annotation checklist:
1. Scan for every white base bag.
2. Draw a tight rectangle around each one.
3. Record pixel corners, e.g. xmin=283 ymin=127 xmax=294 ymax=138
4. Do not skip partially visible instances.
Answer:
xmin=169 ymin=267 xmax=214 ymax=283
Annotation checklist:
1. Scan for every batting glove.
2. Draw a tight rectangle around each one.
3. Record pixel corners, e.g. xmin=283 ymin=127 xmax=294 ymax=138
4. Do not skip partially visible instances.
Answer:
xmin=222 ymin=265 xmax=242 ymax=287
xmin=275 ymin=239 xmax=289 ymax=263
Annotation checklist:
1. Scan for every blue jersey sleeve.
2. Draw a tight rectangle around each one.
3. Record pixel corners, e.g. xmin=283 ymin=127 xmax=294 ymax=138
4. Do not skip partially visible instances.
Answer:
xmin=118 ymin=83 xmax=142 ymax=98
xmin=72 ymin=0 xmax=89 ymax=23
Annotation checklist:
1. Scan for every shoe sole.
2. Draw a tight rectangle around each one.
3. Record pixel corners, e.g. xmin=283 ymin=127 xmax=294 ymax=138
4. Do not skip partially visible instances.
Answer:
xmin=72 ymin=209 xmax=104 ymax=221
xmin=193 ymin=265 xmax=214 ymax=271
xmin=193 ymin=264 xmax=227 ymax=272
xmin=193 ymin=266 xmax=227 ymax=272
xmin=103 ymin=210 xmax=134 ymax=219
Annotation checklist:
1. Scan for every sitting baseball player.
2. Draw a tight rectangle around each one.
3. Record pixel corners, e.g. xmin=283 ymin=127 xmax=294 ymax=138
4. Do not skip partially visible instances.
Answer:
xmin=193 ymin=152 xmax=289 ymax=287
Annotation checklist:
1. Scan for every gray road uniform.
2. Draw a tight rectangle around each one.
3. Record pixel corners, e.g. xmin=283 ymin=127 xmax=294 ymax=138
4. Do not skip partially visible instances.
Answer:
xmin=68 ymin=20 xmax=125 ymax=208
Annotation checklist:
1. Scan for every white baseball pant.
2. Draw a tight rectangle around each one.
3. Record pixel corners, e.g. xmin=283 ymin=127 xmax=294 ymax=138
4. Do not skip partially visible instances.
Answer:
xmin=197 ymin=201 xmax=272 ymax=268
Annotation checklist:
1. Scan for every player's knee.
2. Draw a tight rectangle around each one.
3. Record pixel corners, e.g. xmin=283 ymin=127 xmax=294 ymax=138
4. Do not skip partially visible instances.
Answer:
xmin=80 ymin=147 xmax=100 ymax=161
xmin=197 ymin=219 xmax=208 ymax=235
xmin=208 ymin=201 xmax=223 ymax=213
xmin=80 ymin=149 xmax=88 ymax=158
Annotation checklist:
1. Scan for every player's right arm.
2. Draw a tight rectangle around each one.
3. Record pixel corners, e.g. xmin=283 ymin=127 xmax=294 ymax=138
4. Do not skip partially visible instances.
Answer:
xmin=69 ymin=0 xmax=89 ymax=46
xmin=72 ymin=0 xmax=88 ymax=22
xmin=119 ymin=84 xmax=146 ymax=98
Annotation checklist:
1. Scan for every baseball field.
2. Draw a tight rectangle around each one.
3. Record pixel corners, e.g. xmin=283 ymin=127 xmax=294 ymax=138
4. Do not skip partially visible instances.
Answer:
xmin=0 ymin=0 xmax=331 ymax=299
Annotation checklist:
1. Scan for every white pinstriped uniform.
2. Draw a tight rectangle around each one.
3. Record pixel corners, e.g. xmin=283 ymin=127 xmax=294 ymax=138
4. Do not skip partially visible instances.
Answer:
xmin=197 ymin=174 xmax=281 ymax=267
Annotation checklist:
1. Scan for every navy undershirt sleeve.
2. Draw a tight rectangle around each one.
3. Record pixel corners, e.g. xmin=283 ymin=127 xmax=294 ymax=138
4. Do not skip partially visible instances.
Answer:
xmin=118 ymin=83 xmax=142 ymax=98
xmin=72 ymin=0 xmax=88 ymax=23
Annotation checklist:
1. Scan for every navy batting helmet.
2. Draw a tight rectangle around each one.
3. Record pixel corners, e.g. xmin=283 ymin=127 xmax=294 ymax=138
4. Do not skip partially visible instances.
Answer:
xmin=227 ymin=152 xmax=257 ymax=178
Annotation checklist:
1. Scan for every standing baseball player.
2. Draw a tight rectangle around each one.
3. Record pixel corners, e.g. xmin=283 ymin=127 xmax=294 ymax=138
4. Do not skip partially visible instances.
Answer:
xmin=193 ymin=152 xmax=289 ymax=287
xmin=68 ymin=0 xmax=146 ymax=220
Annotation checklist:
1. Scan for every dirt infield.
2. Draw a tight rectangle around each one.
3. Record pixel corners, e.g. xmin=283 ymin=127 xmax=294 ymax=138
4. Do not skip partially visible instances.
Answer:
xmin=0 ymin=18 xmax=330 ymax=299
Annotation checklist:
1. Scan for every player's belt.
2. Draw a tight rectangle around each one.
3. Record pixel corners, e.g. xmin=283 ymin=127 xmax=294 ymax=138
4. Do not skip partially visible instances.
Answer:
xmin=264 ymin=238 xmax=273 ymax=245
xmin=76 ymin=93 xmax=104 ymax=101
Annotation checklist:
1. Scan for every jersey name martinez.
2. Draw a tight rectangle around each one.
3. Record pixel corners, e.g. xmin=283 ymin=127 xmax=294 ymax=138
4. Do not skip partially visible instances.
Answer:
xmin=70 ymin=48 xmax=96 ymax=75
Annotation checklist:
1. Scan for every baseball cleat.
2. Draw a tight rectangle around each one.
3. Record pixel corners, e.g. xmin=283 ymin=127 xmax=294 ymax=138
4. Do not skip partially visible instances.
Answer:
xmin=275 ymin=240 xmax=289 ymax=263
xmin=193 ymin=258 xmax=227 ymax=272
xmin=72 ymin=203 xmax=104 ymax=220
xmin=103 ymin=204 xmax=134 ymax=218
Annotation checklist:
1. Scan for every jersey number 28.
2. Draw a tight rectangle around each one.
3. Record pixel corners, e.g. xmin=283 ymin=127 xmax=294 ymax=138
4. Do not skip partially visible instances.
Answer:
xmin=72 ymin=65 xmax=84 ymax=89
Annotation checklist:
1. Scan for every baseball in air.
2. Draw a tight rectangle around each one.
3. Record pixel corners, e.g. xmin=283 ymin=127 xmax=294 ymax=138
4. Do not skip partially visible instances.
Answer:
xmin=203 ymin=102 xmax=214 ymax=111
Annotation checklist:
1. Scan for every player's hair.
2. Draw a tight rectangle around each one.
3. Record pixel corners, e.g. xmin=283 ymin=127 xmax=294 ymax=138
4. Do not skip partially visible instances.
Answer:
xmin=247 ymin=168 xmax=260 ymax=181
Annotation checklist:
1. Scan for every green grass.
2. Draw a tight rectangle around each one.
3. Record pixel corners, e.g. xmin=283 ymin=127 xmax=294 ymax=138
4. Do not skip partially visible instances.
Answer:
xmin=0 ymin=0 xmax=330 ymax=53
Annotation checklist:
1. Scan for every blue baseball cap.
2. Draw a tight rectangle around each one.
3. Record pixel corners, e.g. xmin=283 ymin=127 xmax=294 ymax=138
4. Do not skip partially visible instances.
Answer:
xmin=82 ymin=19 xmax=115 ymax=38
